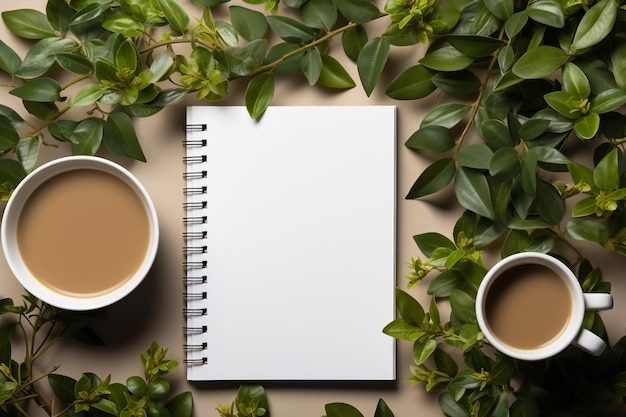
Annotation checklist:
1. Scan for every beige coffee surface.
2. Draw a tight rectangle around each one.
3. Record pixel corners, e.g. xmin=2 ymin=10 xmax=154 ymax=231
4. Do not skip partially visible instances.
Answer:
xmin=17 ymin=169 xmax=150 ymax=297
xmin=485 ymin=264 xmax=572 ymax=350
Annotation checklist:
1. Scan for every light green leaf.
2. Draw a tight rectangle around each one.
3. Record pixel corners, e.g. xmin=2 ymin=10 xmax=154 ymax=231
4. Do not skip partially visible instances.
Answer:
xmin=70 ymin=117 xmax=104 ymax=156
xmin=230 ymin=6 xmax=268 ymax=41
xmin=157 ymin=0 xmax=189 ymax=35
xmin=572 ymin=196 xmax=598 ymax=217
xmin=570 ymin=0 xmax=618 ymax=52
xmin=103 ymin=112 xmax=146 ymax=162
xmin=405 ymin=158 xmax=456 ymax=199
xmin=405 ymin=126 xmax=455 ymax=152
xmin=150 ymin=53 xmax=174 ymax=83
xmin=544 ymin=91 xmax=581 ymax=119
xmin=565 ymin=218 xmax=609 ymax=242
xmin=563 ymin=62 xmax=590 ymax=99
xmin=413 ymin=338 xmax=437 ymax=365
xmin=115 ymin=41 xmax=139 ymax=74
xmin=594 ymin=148 xmax=619 ymax=191
xmin=70 ymin=83 xmax=106 ymax=107
xmin=16 ymin=135 xmax=43 ymax=173
xmin=335 ymin=0 xmax=379 ymax=24
xmin=382 ymin=319 xmax=423 ymax=340
xmin=2 ymin=9 xmax=57 ymax=39
xmin=9 ymin=78 xmax=62 ymax=102
xmin=318 ymin=55 xmax=356 ymax=89
xmin=102 ymin=12 xmax=144 ymax=37
xmin=266 ymin=15 xmax=314 ymax=43
xmin=506 ymin=11 xmax=529 ymax=38
xmin=0 ymin=39 xmax=21 ymax=76
xmin=385 ymin=65 xmax=435 ymax=100
xmin=419 ymin=46 xmax=474 ymax=71
xmin=421 ymin=104 xmax=471 ymax=129
xmin=301 ymin=46 xmax=322 ymax=85
xmin=527 ymin=0 xmax=565 ymax=28
xmin=574 ymin=113 xmax=600 ymax=140
xmin=512 ymin=46 xmax=568 ymax=79
xmin=357 ymin=37 xmax=390 ymax=96
xmin=454 ymin=167 xmax=495 ymax=219
xmin=245 ymin=73 xmax=274 ymax=119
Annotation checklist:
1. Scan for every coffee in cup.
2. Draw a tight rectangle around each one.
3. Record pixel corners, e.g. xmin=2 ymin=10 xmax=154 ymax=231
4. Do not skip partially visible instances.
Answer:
xmin=1 ymin=156 xmax=159 ymax=311
xmin=475 ymin=252 xmax=613 ymax=360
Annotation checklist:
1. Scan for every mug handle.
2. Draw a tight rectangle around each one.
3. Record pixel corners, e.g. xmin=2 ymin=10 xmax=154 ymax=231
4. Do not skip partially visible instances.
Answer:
xmin=583 ymin=292 xmax=613 ymax=311
xmin=572 ymin=328 xmax=607 ymax=356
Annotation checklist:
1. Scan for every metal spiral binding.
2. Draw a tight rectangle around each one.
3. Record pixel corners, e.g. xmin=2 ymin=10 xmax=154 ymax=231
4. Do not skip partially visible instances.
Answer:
xmin=184 ymin=125 xmax=209 ymax=367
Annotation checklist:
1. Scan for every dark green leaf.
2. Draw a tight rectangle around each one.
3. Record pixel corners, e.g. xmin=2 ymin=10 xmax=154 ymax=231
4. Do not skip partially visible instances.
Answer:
xmin=318 ymin=55 xmax=356 ymax=89
xmin=103 ymin=112 xmax=146 ymax=162
xmin=357 ymin=37 xmax=390 ymax=96
xmin=149 ymin=88 xmax=187 ymax=106
xmin=527 ymin=0 xmax=565 ymax=28
xmin=438 ymin=392 xmax=469 ymax=417
xmin=9 ymin=78 xmax=62 ymax=102
xmin=302 ymin=0 xmax=337 ymax=29
xmin=413 ymin=232 xmax=456 ymax=256
xmin=457 ymin=144 xmax=493 ymax=169
xmin=570 ymin=0 xmax=618 ymax=52
xmin=342 ymin=25 xmax=368 ymax=61
xmin=594 ymin=148 xmax=619 ymax=190
xmin=450 ymin=289 xmax=476 ymax=324
xmin=0 ymin=105 xmax=24 ymax=131
xmin=421 ymin=104 xmax=471 ymax=129
xmin=266 ymin=15 xmax=314 ymax=43
xmin=405 ymin=126 xmax=455 ymax=152
xmin=0 ymin=158 xmax=26 ymax=189
xmin=335 ymin=0 xmax=379 ymax=24
xmin=230 ymin=6 xmax=268 ymax=41
xmin=385 ymin=65 xmax=435 ymax=100
xmin=565 ymin=218 xmax=609 ymax=243
xmin=49 ymin=374 xmax=77 ymax=404
xmin=454 ymin=167 xmax=495 ymax=219
xmin=92 ymin=398 xmax=119 ymax=415
xmin=512 ymin=46 xmax=568 ymax=79
xmin=528 ymin=146 xmax=569 ymax=164
xmin=535 ymin=180 xmax=565 ymax=225
xmin=374 ymin=399 xmax=395 ymax=417
xmin=325 ymin=402 xmax=365 ymax=417
xmin=432 ymin=70 xmax=481 ymax=95
xmin=49 ymin=120 xmax=80 ymax=143
xmin=506 ymin=11 xmax=529 ymax=38
xmin=301 ymin=46 xmax=322 ymax=85
xmin=395 ymin=288 xmax=425 ymax=326
xmin=157 ymin=0 xmax=189 ymax=34
xmin=428 ymin=270 xmax=463 ymax=297
xmin=47 ymin=0 xmax=74 ymax=32
xmin=165 ymin=391 xmax=193 ymax=417
xmin=419 ymin=46 xmax=474 ymax=71
xmin=245 ymin=73 xmax=275 ymax=119
xmin=444 ymin=35 xmax=505 ymax=58
xmin=480 ymin=119 xmax=513 ymax=149
xmin=2 ymin=9 xmax=57 ymax=39
xmin=69 ymin=3 xmax=107 ymax=41
xmin=70 ymin=117 xmax=104 ymax=155
xmin=16 ymin=37 xmax=77 ymax=79
xmin=70 ymin=83 xmax=106 ymax=107
xmin=405 ymin=158 xmax=456 ymax=199
xmin=483 ymin=0 xmax=513 ymax=19
xmin=590 ymin=88 xmax=626 ymax=114
xmin=502 ymin=229 xmax=530 ymax=257
xmin=0 ymin=39 xmax=21 ymax=76
xmin=16 ymin=135 xmax=43 ymax=173
xmin=55 ymin=52 xmax=93 ymax=75
xmin=489 ymin=147 xmax=520 ymax=180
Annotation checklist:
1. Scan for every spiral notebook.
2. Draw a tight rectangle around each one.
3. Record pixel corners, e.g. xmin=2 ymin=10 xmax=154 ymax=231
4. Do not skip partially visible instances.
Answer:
xmin=183 ymin=106 xmax=396 ymax=381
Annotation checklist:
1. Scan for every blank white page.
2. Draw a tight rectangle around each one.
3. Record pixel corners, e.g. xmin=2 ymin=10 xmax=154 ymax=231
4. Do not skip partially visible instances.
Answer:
xmin=184 ymin=106 xmax=396 ymax=381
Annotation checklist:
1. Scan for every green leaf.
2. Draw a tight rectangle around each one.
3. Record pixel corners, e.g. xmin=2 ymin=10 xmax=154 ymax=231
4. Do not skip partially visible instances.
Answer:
xmin=357 ymin=37 xmax=390 ymax=96
xmin=165 ymin=391 xmax=193 ymax=417
xmin=2 ymin=9 xmax=57 ymax=39
xmin=70 ymin=83 xmax=106 ymax=107
xmin=92 ymin=399 xmax=118 ymax=416
xmin=325 ymin=403 xmax=365 ymax=417
xmin=480 ymin=119 xmax=513 ymax=148
xmin=574 ymin=113 xmax=600 ymax=140
xmin=454 ymin=167 xmax=495 ymax=219
xmin=9 ymin=78 xmax=62 ymax=102
xmin=16 ymin=37 xmax=77 ymax=79
xmin=444 ymin=35 xmax=505 ymax=58
xmin=489 ymin=147 xmax=520 ymax=180
xmin=335 ymin=0 xmax=379 ymax=24
xmin=395 ymin=288 xmax=425 ymax=326
xmin=301 ymin=46 xmax=322 ymax=85
xmin=69 ymin=3 xmax=107 ymax=41
xmin=115 ymin=41 xmax=139 ymax=74
xmin=342 ymin=25 xmax=368 ymax=61
xmin=150 ymin=53 xmax=174 ymax=83
xmin=590 ymin=88 xmax=626 ymax=114
xmin=0 ymin=158 xmax=26 ymax=191
xmin=512 ymin=46 xmax=568 ymax=79
xmin=594 ymin=148 xmax=619 ymax=191
xmin=318 ymin=55 xmax=356 ymax=89
xmin=544 ymin=91 xmax=581 ymax=119
xmin=572 ymin=196 xmax=598 ymax=217
xmin=374 ymin=399 xmax=395 ymax=417
xmin=405 ymin=126 xmax=455 ymax=153
xmin=70 ymin=117 xmax=104 ymax=155
xmin=457 ymin=144 xmax=493 ymax=169
xmin=483 ymin=0 xmax=513 ymax=20
xmin=432 ymin=70 xmax=481 ymax=95
xmin=103 ymin=112 xmax=146 ymax=162
xmin=421 ymin=104 xmax=471 ymax=129
xmin=405 ymin=158 xmax=456 ymax=199
xmin=245 ymin=73 xmax=275 ymax=119
xmin=506 ymin=11 xmax=529 ymax=38
xmin=563 ymin=62 xmax=590 ymax=99
xmin=535 ymin=180 xmax=565 ymax=225
xmin=102 ymin=12 xmax=144 ymax=37
xmin=0 ymin=39 xmax=21 ymax=76
xmin=157 ymin=0 xmax=189 ymax=34
xmin=47 ymin=0 xmax=74 ymax=32
xmin=570 ymin=0 xmax=618 ymax=52
xmin=413 ymin=232 xmax=456 ymax=257
xmin=49 ymin=374 xmax=77 ymax=404
xmin=528 ymin=146 xmax=569 ymax=164
xmin=428 ymin=270 xmax=463 ymax=297
xmin=565 ymin=218 xmax=609 ymax=243
xmin=16 ymin=135 xmax=43 ymax=173
xmin=266 ymin=15 xmax=314 ymax=43
xmin=0 ymin=105 xmax=24 ymax=131
xmin=527 ymin=0 xmax=565 ymax=28
xmin=385 ymin=64 xmax=435 ymax=100
xmin=413 ymin=338 xmax=437 ymax=365
xmin=382 ymin=319 xmax=424 ymax=340
xmin=450 ymin=289 xmax=476 ymax=324
xmin=230 ymin=6 xmax=268 ymax=41
xmin=438 ymin=392 xmax=469 ymax=417
xmin=302 ymin=0 xmax=337 ymax=29
xmin=55 ymin=52 xmax=93 ymax=75
xmin=419 ymin=46 xmax=474 ymax=71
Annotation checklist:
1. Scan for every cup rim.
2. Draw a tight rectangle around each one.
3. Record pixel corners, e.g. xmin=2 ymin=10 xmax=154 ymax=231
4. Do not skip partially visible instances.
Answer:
xmin=1 ymin=156 xmax=159 ymax=311
xmin=475 ymin=252 xmax=584 ymax=361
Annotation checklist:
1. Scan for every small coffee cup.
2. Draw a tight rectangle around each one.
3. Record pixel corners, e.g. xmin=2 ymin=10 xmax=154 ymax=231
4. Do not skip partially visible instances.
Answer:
xmin=475 ymin=252 xmax=613 ymax=360
xmin=1 ymin=156 xmax=159 ymax=311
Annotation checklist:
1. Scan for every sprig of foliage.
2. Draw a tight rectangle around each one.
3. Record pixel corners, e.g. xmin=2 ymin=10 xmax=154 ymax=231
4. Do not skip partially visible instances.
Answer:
xmin=0 ymin=295 xmax=192 ymax=417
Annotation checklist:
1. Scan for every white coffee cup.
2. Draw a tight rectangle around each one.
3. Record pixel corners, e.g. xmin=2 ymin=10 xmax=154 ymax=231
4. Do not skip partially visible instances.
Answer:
xmin=1 ymin=156 xmax=159 ymax=311
xmin=475 ymin=252 xmax=613 ymax=360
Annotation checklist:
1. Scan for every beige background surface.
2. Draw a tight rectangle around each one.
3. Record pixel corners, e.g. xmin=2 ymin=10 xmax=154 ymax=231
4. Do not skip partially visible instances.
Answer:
xmin=1 ymin=1 xmax=626 ymax=416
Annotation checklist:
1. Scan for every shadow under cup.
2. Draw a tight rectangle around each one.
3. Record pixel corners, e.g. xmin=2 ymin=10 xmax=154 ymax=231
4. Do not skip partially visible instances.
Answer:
xmin=1 ymin=156 xmax=159 ymax=311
